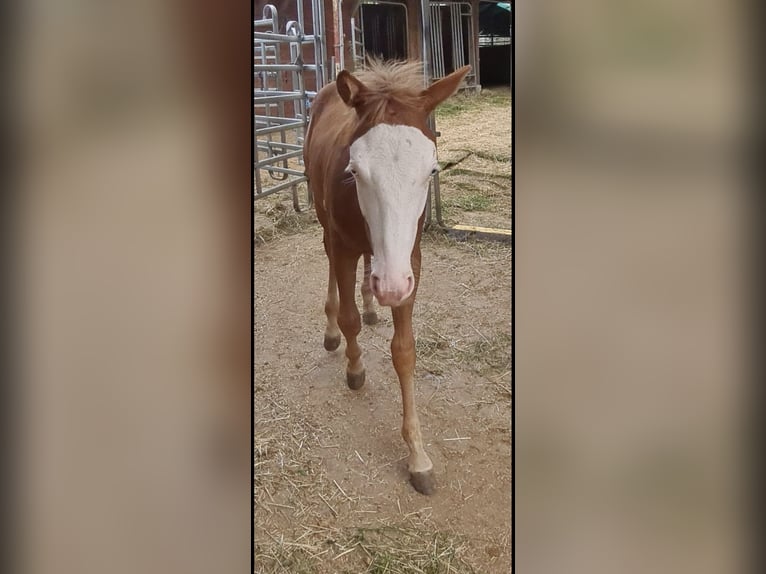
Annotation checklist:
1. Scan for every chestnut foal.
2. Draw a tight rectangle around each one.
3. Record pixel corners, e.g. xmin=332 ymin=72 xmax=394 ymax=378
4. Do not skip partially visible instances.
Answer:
xmin=304 ymin=61 xmax=469 ymax=494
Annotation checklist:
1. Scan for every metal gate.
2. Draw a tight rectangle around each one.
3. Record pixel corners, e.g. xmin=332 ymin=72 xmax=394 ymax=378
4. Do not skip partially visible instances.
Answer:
xmin=254 ymin=1 xmax=504 ymax=239
xmin=350 ymin=7 xmax=366 ymax=70
xmin=428 ymin=1 xmax=477 ymax=88
xmin=254 ymin=1 xmax=328 ymax=210
xmin=422 ymin=0 xmax=508 ymax=240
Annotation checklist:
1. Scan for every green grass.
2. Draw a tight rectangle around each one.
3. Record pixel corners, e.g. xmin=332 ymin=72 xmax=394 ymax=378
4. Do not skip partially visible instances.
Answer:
xmin=450 ymin=150 xmax=511 ymax=163
xmin=435 ymin=90 xmax=510 ymax=120
xmin=442 ymin=192 xmax=492 ymax=213
xmin=436 ymin=99 xmax=471 ymax=118
xmin=420 ymin=226 xmax=512 ymax=256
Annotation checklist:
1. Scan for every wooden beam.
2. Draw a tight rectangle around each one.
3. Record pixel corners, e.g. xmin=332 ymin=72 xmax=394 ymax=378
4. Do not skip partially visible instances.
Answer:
xmin=445 ymin=224 xmax=512 ymax=243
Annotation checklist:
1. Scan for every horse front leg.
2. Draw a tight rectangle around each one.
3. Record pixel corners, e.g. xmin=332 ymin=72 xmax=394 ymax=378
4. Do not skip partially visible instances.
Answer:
xmin=391 ymin=300 xmax=435 ymax=495
xmin=361 ymin=253 xmax=378 ymax=325
xmin=335 ymin=249 xmax=365 ymax=389
xmin=322 ymin=233 xmax=341 ymax=351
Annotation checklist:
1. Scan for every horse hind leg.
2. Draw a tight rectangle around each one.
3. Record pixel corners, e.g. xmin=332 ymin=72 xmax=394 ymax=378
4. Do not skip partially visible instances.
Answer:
xmin=336 ymin=251 xmax=365 ymax=389
xmin=323 ymin=240 xmax=341 ymax=351
xmin=361 ymin=253 xmax=378 ymax=325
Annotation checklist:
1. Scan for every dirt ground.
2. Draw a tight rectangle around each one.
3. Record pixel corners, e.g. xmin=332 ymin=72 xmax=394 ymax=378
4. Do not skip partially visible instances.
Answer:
xmin=255 ymin=89 xmax=511 ymax=573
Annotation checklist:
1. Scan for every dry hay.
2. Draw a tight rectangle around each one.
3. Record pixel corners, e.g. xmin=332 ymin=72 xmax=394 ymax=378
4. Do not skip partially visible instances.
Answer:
xmin=254 ymin=184 xmax=316 ymax=244
xmin=255 ymin=378 xmax=481 ymax=574
xmin=435 ymin=88 xmax=512 ymax=230
xmin=254 ymin=126 xmax=310 ymax=232
xmin=435 ymin=88 xmax=512 ymax=160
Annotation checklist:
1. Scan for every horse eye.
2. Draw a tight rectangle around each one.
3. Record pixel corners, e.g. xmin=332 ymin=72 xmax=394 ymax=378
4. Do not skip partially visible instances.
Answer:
xmin=430 ymin=167 xmax=439 ymax=176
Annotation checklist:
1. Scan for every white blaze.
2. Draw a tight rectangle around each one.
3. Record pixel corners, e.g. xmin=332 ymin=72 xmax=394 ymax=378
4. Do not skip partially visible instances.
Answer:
xmin=348 ymin=124 xmax=437 ymax=306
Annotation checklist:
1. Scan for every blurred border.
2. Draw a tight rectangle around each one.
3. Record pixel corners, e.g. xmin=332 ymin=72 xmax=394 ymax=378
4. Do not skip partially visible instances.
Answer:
xmin=513 ymin=1 xmax=759 ymax=573
xmin=2 ymin=0 xmax=19 ymax=570
xmin=8 ymin=2 xmax=253 ymax=573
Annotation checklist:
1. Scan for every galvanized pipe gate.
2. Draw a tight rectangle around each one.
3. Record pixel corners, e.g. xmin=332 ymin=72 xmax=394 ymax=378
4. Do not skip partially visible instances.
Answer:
xmin=428 ymin=1 xmax=477 ymax=87
xmin=254 ymin=1 xmax=327 ymax=211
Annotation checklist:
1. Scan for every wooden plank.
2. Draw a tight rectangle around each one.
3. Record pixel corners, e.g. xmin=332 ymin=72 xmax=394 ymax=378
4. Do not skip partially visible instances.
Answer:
xmin=451 ymin=224 xmax=512 ymax=236
xmin=444 ymin=224 xmax=512 ymax=244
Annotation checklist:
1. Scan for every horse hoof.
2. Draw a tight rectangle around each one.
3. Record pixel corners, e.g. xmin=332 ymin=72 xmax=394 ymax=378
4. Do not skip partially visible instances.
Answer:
xmin=324 ymin=334 xmax=341 ymax=351
xmin=362 ymin=311 xmax=378 ymax=325
xmin=409 ymin=469 xmax=436 ymax=495
xmin=346 ymin=370 xmax=365 ymax=390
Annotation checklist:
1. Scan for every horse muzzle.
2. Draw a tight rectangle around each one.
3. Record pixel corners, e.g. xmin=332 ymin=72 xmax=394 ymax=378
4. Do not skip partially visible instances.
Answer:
xmin=369 ymin=270 xmax=415 ymax=307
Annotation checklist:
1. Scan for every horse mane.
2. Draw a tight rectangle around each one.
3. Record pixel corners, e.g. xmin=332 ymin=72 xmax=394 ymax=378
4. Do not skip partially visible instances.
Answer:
xmin=352 ymin=59 xmax=426 ymax=123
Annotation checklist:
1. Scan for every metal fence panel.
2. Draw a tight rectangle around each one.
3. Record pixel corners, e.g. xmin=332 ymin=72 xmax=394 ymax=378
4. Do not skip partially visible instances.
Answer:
xmin=254 ymin=1 xmax=327 ymax=210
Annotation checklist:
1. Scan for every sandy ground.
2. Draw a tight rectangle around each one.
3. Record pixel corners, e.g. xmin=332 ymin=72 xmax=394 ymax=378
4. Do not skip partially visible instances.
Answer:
xmin=255 ymin=225 xmax=511 ymax=572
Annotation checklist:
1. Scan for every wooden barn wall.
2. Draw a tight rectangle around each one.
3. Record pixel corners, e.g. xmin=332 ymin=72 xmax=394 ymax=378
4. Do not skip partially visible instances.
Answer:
xmin=406 ymin=1 xmax=421 ymax=62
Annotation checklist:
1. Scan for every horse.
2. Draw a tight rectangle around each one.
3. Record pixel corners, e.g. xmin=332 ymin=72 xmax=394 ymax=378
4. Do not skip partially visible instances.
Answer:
xmin=304 ymin=60 xmax=470 ymax=495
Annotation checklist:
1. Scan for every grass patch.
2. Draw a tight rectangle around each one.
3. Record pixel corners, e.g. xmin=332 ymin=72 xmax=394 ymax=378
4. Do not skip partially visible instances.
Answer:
xmin=256 ymin=526 xmax=476 ymax=574
xmin=442 ymin=168 xmax=511 ymax=181
xmin=478 ymin=88 xmax=512 ymax=108
xmin=416 ymin=336 xmax=449 ymax=375
xmin=450 ymin=181 xmax=485 ymax=194
xmin=255 ymin=198 xmax=318 ymax=244
xmin=455 ymin=332 xmax=512 ymax=376
xmin=420 ymin=226 xmax=512 ymax=257
xmin=450 ymin=149 xmax=511 ymax=163
xmin=435 ymin=89 xmax=510 ymax=120
xmin=442 ymin=192 xmax=492 ymax=213
xmin=416 ymin=327 xmax=511 ymax=378
xmin=254 ymin=545 xmax=317 ymax=574
xmin=436 ymin=99 xmax=471 ymax=118
xmin=358 ymin=527 xmax=475 ymax=574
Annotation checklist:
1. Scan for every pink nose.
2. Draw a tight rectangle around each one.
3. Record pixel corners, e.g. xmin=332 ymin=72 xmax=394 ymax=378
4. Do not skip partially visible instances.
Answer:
xmin=370 ymin=272 xmax=415 ymax=307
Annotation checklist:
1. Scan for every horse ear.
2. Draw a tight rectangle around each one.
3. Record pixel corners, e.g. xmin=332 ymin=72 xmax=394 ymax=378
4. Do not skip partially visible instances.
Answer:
xmin=422 ymin=66 xmax=471 ymax=112
xmin=336 ymin=70 xmax=367 ymax=108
